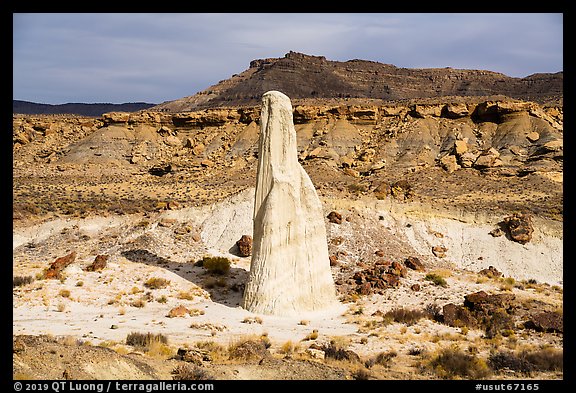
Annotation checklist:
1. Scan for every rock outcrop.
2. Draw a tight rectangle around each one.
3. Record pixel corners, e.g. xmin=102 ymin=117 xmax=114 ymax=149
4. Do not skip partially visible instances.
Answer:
xmin=241 ymin=91 xmax=338 ymax=316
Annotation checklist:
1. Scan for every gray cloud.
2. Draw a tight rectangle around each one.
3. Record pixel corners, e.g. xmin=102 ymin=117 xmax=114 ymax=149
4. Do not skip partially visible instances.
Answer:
xmin=13 ymin=13 xmax=563 ymax=104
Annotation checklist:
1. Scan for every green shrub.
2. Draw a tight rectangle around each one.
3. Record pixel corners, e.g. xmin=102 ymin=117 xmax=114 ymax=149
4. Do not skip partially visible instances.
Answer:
xmin=425 ymin=273 xmax=448 ymax=287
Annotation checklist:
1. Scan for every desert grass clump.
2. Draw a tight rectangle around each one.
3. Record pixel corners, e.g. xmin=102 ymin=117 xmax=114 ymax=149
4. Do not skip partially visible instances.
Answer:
xmin=200 ymin=256 xmax=231 ymax=275
xmin=172 ymin=364 xmax=212 ymax=380
xmin=425 ymin=273 xmax=448 ymax=287
xmin=194 ymin=341 xmax=227 ymax=363
xmin=144 ymin=277 xmax=171 ymax=289
xmin=279 ymin=340 xmax=296 ymax=355
xmin=303 ymin=329 xmax=319 ymax=341
xmin=365 ymin=350 xmax=397 ymax=369
xmin=424 ymin=303 xmax=443 ymax=322
xmin=384 ymin=307 xmax=428 ymax=326
xmin=13 ymin=275 xmax=34 ymax=287
xmin=126 ymin=332 xmax=168 ymax=348
xmin=323 ymin=337 xmax=360 ymax=363
xmin=427 ymin=346 xmax=490 ymax=379
xmin=59 ymin=289 xmax=71 ymax=298
xmin=241 ymin=316 xmax=263 ymax=324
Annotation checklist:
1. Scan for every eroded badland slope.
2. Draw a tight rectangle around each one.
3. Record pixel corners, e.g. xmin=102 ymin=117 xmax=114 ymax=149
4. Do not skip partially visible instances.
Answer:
xmin=13 ymin=52 xmax=563 ymax=381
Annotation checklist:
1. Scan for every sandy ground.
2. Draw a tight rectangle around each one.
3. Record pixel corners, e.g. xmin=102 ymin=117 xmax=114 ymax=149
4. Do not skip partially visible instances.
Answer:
xmin=13 ymin=188 xmax=563 ymax=361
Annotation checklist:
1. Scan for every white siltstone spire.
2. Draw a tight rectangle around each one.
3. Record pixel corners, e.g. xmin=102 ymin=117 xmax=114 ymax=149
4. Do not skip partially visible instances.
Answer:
xmin=241 ymin=90 xmax=338 ymax=316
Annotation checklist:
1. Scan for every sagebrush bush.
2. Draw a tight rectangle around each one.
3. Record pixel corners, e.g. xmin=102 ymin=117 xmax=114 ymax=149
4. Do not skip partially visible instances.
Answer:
xmin=13 ymin=276 xmax=34 ymax=287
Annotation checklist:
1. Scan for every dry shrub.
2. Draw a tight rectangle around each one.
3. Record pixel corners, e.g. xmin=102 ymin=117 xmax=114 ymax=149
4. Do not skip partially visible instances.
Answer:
xmin=172 ymin=364 xmax=212 ymax=380
xmin=194 ymin=341 xmax=227 ymax=362
xmin=489 ymin=348 xmax=563 ymax=374
xmin=428 ymin=346 xmax=490 ymax=379
xmin=126 ymin=332 xmax=168 ymax=348
xmin=227 ymin=336 xmax=270 ymax=361
xmin=365 ymin=350 xmax=397 ymax=368
xmin=384 ymin=307 xmax=427 ymax=326
xmin=144 ymin=277 xmax=170 ymax=289
xmin=13 ymin=276 xmax=34 ymax=287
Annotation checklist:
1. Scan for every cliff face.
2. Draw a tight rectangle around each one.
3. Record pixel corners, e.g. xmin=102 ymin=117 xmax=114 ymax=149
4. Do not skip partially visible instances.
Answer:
xmin=13 ymin=96 xmax=563 ymax=222
xmin=150 ymin=51 xmax=563 ymax=112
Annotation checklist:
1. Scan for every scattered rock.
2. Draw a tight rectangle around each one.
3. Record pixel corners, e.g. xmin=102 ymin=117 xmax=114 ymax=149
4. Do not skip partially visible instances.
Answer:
xmin=158 ymin=218 xmax=177 ymax=227
xmin=432 ymin=246 xmax=447 ymax=258
xmin=502 ymin=212 xmax=534 ymax=244
xmin=404 ymin=256 xmax=425 ymax=271
xmin=236 ymin=235 xmax=253 ymax=257
xmin=306 ymin=348 xmax=325 ymax=360
xmin=489 ymin=227 xmax=504 ymax=237
xmin=176 ymin=348 xmax=211 ymax=365
xmin=526 ymin=132 xmax=540 ymax=142
xmin=85 ymin=254 xmax=109 ymax=272
xmin=390 ymin=180 xmax=414 ymax=201
xmin=524 ymin=311 xmax=563 ymax=333
xmin=439 ymin=154 xmax=460 ymax=173
xmin=442 ymin=303 xmax=477 ymax=328
xmin=463 ymin=291 xmax=515 ymax=314
xmin=410 ymin=283 xmax=421 ymax=291
xmin=327 ymin=211 xmax=343 ymax=224
xmin=44 ymin=251 xmax=77 ymax=279
xmin=329 ymin=255 xmax=339 ymax=266
xmin=373 ymin=182 xmax=390 ymax=200
xmin=478 ymin=265 xmax=502 ymax=278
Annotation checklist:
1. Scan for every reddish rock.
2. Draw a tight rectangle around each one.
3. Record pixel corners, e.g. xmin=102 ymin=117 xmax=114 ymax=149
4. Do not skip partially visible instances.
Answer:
xmin=389 ymin=261 xmax=407 ymax=277
xmin=374 ymin=250 xmax=385 ymax=257
xmin=502 ymin=212 xmax=534 ymax=244
xmin=44 ymin=251 xmax=77 ymax=279
xmin=404 ymin=256 xmax=425 ymax=271
xmin=236 ymin=235 xmax=253 ymax=257
xmin=478 ymin=265 xmax=502 ymax=278
xmin=85 ymin=254 xmax=109 ymax=272
xmin=443 ymin=303 xmax=477 ymax=328
xmin=525 ymin=312 xmax=563 ymax=333
xmin=410 ymin=283 xmax=421 ymax=291
xmin=329 ymin=255 xmax=339 ymax=266
xmin=464 ymin=291 xmax=515 ymax=313
xmin=327 ymin=211 xmax=343 ymax=224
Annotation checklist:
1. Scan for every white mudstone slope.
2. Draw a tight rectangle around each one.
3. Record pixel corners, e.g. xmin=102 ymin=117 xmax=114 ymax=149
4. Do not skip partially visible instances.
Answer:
xmin=241 ymin=91 xmax=338 ymax=316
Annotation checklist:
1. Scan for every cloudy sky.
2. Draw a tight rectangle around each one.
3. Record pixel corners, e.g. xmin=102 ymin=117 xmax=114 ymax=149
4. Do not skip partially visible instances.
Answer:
xmin=13 ymin=13 xmax=563 ymax=104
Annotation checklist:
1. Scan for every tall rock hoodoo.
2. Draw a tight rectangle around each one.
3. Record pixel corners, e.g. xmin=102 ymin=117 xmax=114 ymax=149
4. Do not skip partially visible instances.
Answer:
xmin=241 ymin=91 xmax=338 ymax=316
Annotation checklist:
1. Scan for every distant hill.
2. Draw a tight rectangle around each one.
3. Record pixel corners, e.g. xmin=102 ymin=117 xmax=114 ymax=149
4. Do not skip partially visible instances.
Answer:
xmin=13 ymin=100 xmax=156 ymax=116
xmin=151 ymin=51 xmax=563 ymax=112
